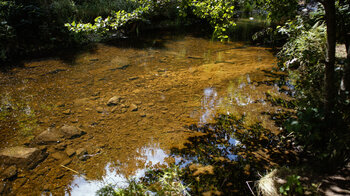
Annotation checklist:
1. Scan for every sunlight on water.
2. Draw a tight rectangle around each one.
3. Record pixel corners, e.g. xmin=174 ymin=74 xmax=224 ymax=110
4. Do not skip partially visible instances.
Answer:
xmin=200 ymin=88 xmax=220 ymax=125
xmin=67 ymin=144 xmax=169 ymax=196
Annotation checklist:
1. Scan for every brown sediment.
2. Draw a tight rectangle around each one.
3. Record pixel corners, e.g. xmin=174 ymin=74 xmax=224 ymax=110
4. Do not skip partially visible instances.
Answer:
xmin=0 ymin=34 xmax=288 ymax=195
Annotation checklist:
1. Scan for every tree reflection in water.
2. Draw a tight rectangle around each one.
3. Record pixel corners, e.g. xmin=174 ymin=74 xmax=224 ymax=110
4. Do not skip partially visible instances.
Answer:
xmin=170 ymin=114 xmax=297 ymax=195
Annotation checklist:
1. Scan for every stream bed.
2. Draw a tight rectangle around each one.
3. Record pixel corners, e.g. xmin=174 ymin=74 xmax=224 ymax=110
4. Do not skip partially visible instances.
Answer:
xmin=0 ymin=31 xmax=294 ymax=195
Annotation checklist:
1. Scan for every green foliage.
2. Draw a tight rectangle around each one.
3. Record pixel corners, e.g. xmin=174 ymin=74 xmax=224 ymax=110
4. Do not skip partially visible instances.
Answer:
xmin=277 ymin=17 xmax=327 ymax=105
xmin=279 ymin=175 xmax=303 ymax=196
xmin=191 ymin=0 xmax=236 ymax=41
xmin=65 ymin=0 xmax=237 ymax=41
xmin=260 ymin=0 xmax=299 ymax=24
xmin=96 ymin=166 xmax=189 ymax=196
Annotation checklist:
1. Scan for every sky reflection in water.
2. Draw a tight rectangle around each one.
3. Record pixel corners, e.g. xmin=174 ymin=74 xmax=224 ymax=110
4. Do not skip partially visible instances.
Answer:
xmin=67 ymin=144 xmax=169 ymax=196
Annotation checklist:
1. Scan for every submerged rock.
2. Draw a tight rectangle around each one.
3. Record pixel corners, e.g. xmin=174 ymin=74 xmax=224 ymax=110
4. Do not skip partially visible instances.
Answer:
xmin=107 ymin=96 xmax=121 ymax=106
xmin=35 ymin=125 xmax=85 ymax=145
xmin=65 ymin=147 xmax=76 ymax=157
xmin=76 ymin=148 xmax=88 ymax=161
xmin=130 ymin=104 xmax=138 ymax=111
xmin=35 ymin=130 xmax=62 ymax=144
xmin=60 ymin=159 xmax=72 ymax=166
xmin=96 ymin=106 xmax=104 ymax=113
xmin=59 ymin=125 xmax=85 ymax=139
xmin=2 ymin=166 xmax=17 ymax=180
xmin=0 ymin=147 xmax=46 ymax=169
xmin=62 ymin=109 xmax=71 ymax=115
xmin=51 ymin=152 xmax=67 ymax=161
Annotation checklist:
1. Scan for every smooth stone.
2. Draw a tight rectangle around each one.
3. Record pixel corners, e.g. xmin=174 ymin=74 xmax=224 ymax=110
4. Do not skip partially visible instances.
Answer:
xmin=130 ymin=104 xmax=138 ymax=112
xmin=120 ymin=104 xmax=129 ymax=108
xmin=51 ymin=152 xmax=67 ymax=161
xmin=65 ymin=148 xmax=76 ymax=157
xmin=128 ymin=76 xmax=139 ymax=81
xmin=121 ymin=108 xmax=127 ymax=113
xmin=96 ymin=106 xmax=104 ymax=113
xmin=107 ymin=96 xmax=121 ymax=106
xmin=54 ymin=143 xmax=67 ymax=151
xmin=62 ymin=109 xmax=71 ymax=115
xmin=60 ymin=159 xmax=72 ymax=166
xmin=76 ymin=148 xmax=88 ymax=161
xmin=59 ymin=125 xmax=85 ymax=139
xmin=76 ymin=148 xmax=87 ymax=157
xmin=0 ymin=147 xmax=46 ymax=169
xmin=35 ymin=129 xmax=61 ymax=145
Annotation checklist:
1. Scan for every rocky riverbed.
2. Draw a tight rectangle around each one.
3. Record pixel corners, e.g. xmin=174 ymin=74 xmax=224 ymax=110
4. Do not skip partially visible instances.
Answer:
xmin=0 ymin=33 xmax=288 ymax=195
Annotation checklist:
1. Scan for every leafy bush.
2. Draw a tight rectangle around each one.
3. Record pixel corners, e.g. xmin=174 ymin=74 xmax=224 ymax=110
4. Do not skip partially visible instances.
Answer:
xmin=65 ymin=0 xmax=237 ymax=41
xmin=277 ymin=16 xmax=327 ymax=106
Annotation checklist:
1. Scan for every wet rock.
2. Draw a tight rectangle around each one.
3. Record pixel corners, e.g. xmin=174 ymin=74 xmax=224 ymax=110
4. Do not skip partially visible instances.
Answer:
xmin=51 ymin=152 xmax=67 ymax=161
xmin=76 ymin=148 xmax=88 ymax=161
xmin=60 ymin=159 xmax=72 ymax=166
xmin=130 ymin=104 xmax=138 ymax=112
xmin=107 ymin=96 xmax=121 ymax=106
xmin=140 ymin=113 xmax=146 ymax=117
xmin=96 ymin=106 xmax=104 ymax=113
xmin=59 ymin=125 xmax=85 ymax=139
xmin=128 ymin=76 xmax=139 ymax=81
xmin=2 ymin=166 xmax=17 ymax=179
xmin=62 ymin=109 xmax=71 ymax=115
xmin=135 ymin=101 xmax=142 ymax=105
xmin=121 ymin=108 xmax=127 ymax=113
xmin=0 ymin=147 xmax=46 ymax=169
xmin=76 ymin=148 xmax=87 ymax=156
xmin=55 ymin=143 xmax=67 ymax=151
xmin=35 ymin=129 xmax=61 ymax=144
xmin=89 ymin=58 xmax=99 ymax=62
xmin=111 ymin=106 xmax=119 ymax=113
xmin=65 ymin=147 xmax=75 ymax=157
xmin=120 ymin=104 xmax=129 ymax=108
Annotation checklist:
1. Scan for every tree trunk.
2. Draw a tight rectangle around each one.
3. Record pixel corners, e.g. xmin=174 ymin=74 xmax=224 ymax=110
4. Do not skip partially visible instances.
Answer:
xmin=322 ymin=0 xmax=337 ymax=120
xmin=344 ymin=33 xmax=350 ymax=92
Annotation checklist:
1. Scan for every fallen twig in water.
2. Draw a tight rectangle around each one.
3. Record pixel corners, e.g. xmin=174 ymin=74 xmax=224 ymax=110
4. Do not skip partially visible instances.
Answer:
xmin=60 ymin=165 xmax=91 ymax=180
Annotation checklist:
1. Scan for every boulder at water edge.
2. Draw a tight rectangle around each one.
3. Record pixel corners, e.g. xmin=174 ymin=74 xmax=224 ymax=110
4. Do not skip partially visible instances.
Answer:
xmin=0 ymin=146 xmax=47 ymax=169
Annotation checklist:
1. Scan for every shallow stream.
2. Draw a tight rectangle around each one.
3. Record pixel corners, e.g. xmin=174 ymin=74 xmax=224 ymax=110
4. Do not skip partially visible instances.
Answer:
xmin=0 ymin=30 xmax=293 ymax=195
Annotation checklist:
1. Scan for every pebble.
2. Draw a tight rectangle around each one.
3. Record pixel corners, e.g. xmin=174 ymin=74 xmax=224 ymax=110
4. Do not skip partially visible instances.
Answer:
xmin=60 ymin=159 xmax=72 ymax=166
xmin=65 ymin=148 xmax=76 ymax=157
xmin=130 ymin=104 xmax=138 ymax=112
xmin=128 ymin=76 xmax=139 ymax=81
xmin=96 ymin=106 xmax=104 ymax=113
xmin=62 ymin=109 xmax=71 ymax=115
xmin=107 ymin=96 xmax=121 ymax=106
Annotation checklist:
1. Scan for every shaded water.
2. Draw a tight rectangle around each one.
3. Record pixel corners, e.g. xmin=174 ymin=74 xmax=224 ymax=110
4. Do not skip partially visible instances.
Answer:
xmin=0 ymin=30 xmax=293 ymax=195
